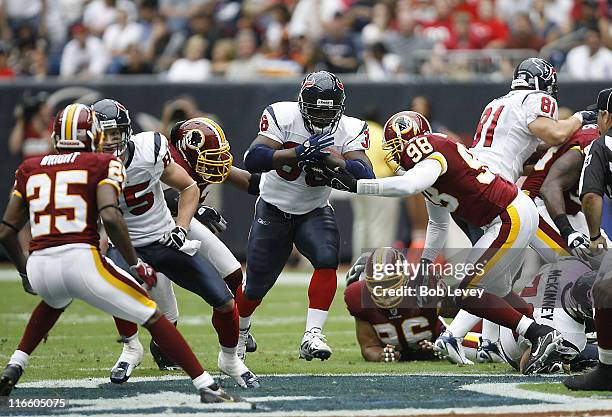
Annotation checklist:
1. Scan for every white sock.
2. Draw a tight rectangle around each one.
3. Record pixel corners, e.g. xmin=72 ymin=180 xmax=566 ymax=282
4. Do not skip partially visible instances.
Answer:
xmin=220 ymin=345 xmax=237 ymax=356
xmin=599 ymin=347 xmax=612 ymax=365
xmin=306 ymin=308 xmax=328 ymax=332
xmin=192 ymin=371 xmax=215 ymax=390
xmin=515 ymin=316 xmax=534 ymax=337
xmin=125 ymin=332 xmax=139 ymax=345
xmin=448 ymin=310 xmax=481 ymax=338
xmin=8 ymin=350 xmax=29 ymax=370
xmin=482 ymin=320 xmax=500 ymax=342
xmin=239 ymin=315 xmax=251 ymax=331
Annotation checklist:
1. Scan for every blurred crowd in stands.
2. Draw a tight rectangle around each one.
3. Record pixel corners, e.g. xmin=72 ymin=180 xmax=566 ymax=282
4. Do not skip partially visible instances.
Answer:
xmin=0 ymin=0 xmax=611 ymax=81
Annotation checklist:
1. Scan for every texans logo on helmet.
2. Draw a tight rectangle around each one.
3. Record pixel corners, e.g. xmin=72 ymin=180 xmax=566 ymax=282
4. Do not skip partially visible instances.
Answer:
xmin=336 ymin=79 xmax=344 ymax=91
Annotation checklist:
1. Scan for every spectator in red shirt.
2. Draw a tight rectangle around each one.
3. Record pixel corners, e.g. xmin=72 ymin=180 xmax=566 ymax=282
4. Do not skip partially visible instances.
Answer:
xmin=506 ymin=13 xmax=545 ymax=51
xmin=472 ymin=0 xmax=509 ymax=49
xmin=421 ymin=0 xmax=454 ymax=47
xmin=452 ymin=0 xmax=478 ymax=19
xmin=0 ymin=43 xmax=15 ymax=78
xmin=445 ymin=12 xmax=482 ymax=50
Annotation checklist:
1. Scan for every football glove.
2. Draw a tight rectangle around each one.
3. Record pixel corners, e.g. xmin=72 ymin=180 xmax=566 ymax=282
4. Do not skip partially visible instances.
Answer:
xmin=195 ymin=205 xmax=227 ymax=234
xmin=160 ymin=225 xmax=188 ymax=250
xmin=328 ymin=166 xmax=358 ymax=192
xmin=129 ymin=259 xmax=157 ymax=289
xmin=574 ymin=110 xmax=598 ymax=126
xmin=567 ymin=231 xmax=590 ymax=259
xmin=295 ymin=133 xmax=334 ymax=163
xmin=345 ymin=251 xmax=371 ymax=286
xmin=19 ymin=272 xmax=36 ymax=295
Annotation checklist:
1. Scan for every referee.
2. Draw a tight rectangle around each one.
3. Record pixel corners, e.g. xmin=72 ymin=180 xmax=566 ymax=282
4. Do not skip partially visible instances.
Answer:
xmin=565 ymin=87 xmax=612 ymax=391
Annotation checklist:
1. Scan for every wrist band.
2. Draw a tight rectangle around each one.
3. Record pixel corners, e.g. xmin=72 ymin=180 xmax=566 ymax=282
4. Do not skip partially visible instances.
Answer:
xmin=590 ymin=233 xmax=602 ymax=242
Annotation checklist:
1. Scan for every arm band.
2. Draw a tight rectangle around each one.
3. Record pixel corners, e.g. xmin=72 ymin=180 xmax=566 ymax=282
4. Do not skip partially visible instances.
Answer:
xmin=345 ymin=159 xmax=375 ymax=179
xmin=244 ymin=144 xmax=275 ymax=173
xmin=248 ymin=173 xmax=261 ymax=196
xmin=98 ymin=204 xmax=122 ymax=214
xmin=553 ymin=214 xmax=574 ymax=239
xmin=1 ymin=221 xmax=19 ymax=233
xmin=180 ymin=181 xmax=198 ymax=193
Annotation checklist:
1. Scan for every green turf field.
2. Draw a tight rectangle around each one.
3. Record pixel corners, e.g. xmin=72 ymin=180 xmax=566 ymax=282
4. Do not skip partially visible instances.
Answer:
xmin=2 ymin=267 xmax=612 ymax=416
xmin=0 ymin=267 xmax=505 ymax=381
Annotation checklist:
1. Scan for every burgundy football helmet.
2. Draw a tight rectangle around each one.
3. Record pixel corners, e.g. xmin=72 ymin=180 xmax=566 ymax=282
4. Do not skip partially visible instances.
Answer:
xmin=382 ymin=111 xmax=432 ymax=164
xmin=52 ymin=103 xmax=102 ymax=152
xmin=172 ymin=117 xmax=233 ymax=184
xmin=364 ymin=247 xmax=408 ymax=309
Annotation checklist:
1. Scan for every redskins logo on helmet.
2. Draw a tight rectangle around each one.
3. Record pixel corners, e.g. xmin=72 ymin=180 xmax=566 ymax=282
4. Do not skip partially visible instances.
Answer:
xmin=52 ymin=103 xmax=102 ymax=152
xmin=364 ymin=247 xmax=408 ymax=309
xmin=382 ymin=111 xmax=432 ymax=165
xmin=174 ymin=117 xmax=233 ymax=184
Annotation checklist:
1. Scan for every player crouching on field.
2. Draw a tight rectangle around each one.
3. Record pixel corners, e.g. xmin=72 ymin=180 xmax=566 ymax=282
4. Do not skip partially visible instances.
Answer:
xmin=344 ymin=247 xmax=443 ymax=362
xmin=320 ymin=111 xmax=568 ymax=374
xmin=0 ymin=104 xmax=240 ymax=403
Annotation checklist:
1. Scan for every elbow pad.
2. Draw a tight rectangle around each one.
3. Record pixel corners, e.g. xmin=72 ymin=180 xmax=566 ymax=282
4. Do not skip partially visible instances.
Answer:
xmin=345 ymin=159 xmax=375 ymax=179
xmin=248 ymin=173 xmax=261 ymax=196
xmin=244 ymin=144 xmax=275 ymax=173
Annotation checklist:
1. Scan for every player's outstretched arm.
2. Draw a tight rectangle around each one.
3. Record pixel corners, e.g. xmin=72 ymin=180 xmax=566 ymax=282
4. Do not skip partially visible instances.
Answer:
xmin=355 ymin=318 xmax=399 ymax=362
xmin=97 ymin=183 xmax=139 ymax=267
xmin=421 ymin=201 xmax=450 ymax=263
xmin=0 ymin=193 xmax=28 ymax=275
xmin=528 ymin=114 xmax=584 ymax=146
xmin=161 ymin=161 xmax=199 ymax=230
xmin=355 ymin=159 xmax=441 ymax=197
xmin=541 ymin=149 xmax=584 ymax=223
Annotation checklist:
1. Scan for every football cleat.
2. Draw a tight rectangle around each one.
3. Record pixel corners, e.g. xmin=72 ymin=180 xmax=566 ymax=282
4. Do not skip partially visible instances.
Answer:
xmin=246 ymin=332 xmax=257 ymax=353
xmin=433 ymin=331 xmax=474 ymax=365
xmin=237 ymin=326 xmax=251 ymax=361
xmin=0 ymin=364 xmax=23 ymax=397
xmin=200 ymin=382 xmax=245 ymax=403
xmin=476 ymin=338 xmax=506 ymax=363
xmin=150 ymin=339 xmax=181 ymax=371
xmin=523 ymin=329 xmax=563 ymax=375
xmin=218 ymin=352 xmax=260 ymax=389
xmin=299 ymin=328 xmax=332 ymax=361
xmin=564 ymin=363 xmax=612 ymax=391
xmin=110 ymin=338 xmax=144 ymax=384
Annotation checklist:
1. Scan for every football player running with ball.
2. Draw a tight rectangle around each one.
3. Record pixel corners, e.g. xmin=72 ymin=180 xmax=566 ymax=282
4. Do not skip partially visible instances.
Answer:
xmin=241 ymin=71 xmax=374 ymax=361
xmin=91 ymin=99 xmax=258 ymax=389
xmin=325 ymin=111 xmax=566 ymax=374
xmin=0 ymin=104 xmax=238 ymax=403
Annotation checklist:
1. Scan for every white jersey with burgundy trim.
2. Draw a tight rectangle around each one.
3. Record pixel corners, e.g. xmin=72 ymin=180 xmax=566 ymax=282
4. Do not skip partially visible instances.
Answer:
xmin=116 ymin=131 xmax=175 ymax=246
xmin=520 ymin=257 xmax=592 ymax=352
xmin=471 ymin=89 xmax=559 ymax=183
xmin=257 ymin=101 xmax=369 ymax=215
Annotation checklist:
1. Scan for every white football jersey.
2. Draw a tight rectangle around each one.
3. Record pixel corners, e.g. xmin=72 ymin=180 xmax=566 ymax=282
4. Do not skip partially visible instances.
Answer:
xmin=522 ymin=258 xmax=592 ymax=353
xmin=471 ymin=89 xmax=559 ymax=183
xmin=256 ymin=101 xmax=369 ymax=215
xmin=117 ymin=131 xmax=174 ymax=246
